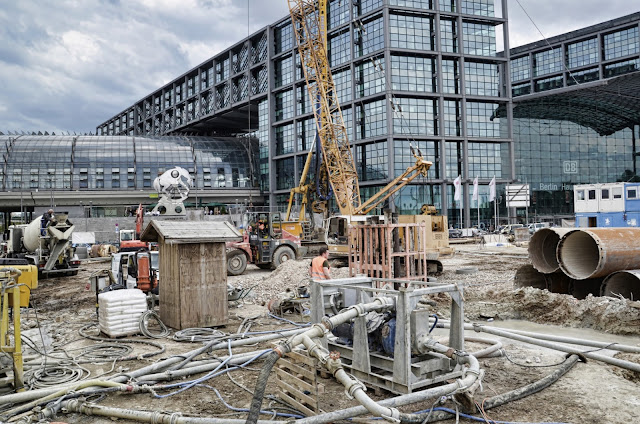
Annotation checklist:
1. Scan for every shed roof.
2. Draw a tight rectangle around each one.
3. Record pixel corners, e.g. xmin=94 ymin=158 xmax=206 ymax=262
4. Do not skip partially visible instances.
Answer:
xmin=141 ymin=219 xmax=242 ymax=243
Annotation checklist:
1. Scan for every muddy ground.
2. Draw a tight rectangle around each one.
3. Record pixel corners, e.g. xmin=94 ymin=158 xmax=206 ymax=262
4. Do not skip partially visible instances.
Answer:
xmin=6 ymin=244 xmax=640 ymax=423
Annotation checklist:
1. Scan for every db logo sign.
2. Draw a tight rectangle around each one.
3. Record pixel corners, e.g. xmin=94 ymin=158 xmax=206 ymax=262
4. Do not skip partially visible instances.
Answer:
xmin=563 ymin=161 xmax=578 ymax=174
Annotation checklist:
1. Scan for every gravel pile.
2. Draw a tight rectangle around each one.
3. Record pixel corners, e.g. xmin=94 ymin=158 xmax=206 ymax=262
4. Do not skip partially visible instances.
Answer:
xmin=230 ymin=258 xmax=350 ymax=304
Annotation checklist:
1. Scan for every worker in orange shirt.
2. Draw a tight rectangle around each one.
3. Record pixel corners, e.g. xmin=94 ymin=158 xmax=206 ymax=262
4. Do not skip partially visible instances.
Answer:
xmin=309 ymin=246 xmax=331 ymax=280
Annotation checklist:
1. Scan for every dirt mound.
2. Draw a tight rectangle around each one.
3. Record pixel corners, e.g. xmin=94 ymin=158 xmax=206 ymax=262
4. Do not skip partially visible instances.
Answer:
xmin=612 ymin=353 xmax=640 ymax=382
xmin=233 ymin=258 xmax=350 ymax=304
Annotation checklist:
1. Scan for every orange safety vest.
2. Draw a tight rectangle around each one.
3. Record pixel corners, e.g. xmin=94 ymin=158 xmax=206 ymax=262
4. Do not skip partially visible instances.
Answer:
xmin=310 ymin=256 xmax=329 ymax=280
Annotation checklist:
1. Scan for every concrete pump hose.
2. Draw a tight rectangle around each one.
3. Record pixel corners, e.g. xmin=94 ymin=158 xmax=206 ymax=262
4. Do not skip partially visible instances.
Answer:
xmin=48 ymin=399 xmax=277 ymax=424
xmin=245 ymin=351 xmax=280 ymax=424
xmin=468 ymin=323 xmax=640 ymax=373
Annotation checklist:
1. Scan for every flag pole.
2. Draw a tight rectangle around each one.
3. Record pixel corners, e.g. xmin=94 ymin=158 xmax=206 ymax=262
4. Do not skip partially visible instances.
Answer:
xmin=477 ymin=196 xmax=480 ymax=229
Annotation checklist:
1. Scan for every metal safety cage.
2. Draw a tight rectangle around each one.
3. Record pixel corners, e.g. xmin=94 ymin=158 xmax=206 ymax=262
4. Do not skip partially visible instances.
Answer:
xmin=311 ymin=276 xmax=465 ymax=394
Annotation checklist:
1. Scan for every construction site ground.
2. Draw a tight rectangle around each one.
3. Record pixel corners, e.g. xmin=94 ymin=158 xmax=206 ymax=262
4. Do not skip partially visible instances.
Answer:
xmin=17 ymin=243 xmax=640 ymax=424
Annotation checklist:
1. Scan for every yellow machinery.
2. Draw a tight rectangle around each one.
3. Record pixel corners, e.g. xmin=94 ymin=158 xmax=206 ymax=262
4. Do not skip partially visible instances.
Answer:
xmin=287 ymin=0 xmax=452 ymax=268
xmin=0 ymin=265 xmax=37 ymax=392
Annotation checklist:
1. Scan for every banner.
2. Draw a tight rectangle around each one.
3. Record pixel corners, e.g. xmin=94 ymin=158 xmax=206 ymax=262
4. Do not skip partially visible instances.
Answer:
xmin=453 ymin=175 xmax=461 ymax=201
xmin=472 ymin=176 xmax=479 ymax=201
xmin=489 ymin=176 xmax=496 ymax=201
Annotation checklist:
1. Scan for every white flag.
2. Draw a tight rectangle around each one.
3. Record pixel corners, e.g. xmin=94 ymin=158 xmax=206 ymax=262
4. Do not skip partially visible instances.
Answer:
xmin=453 ymin=175 xmax=461 ymax=201
xmin=489 ymin=176 xmax=496 ymax=201
xmin=472 ymin=176 xmax=479 ymax=201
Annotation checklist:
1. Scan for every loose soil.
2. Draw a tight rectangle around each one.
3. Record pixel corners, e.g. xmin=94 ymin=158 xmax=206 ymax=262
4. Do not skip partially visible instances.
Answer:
xmin=8 ymin=244 xmax=640 ymax=423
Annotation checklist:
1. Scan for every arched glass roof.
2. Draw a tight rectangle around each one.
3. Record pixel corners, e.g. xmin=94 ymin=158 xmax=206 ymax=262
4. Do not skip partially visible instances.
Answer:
xmin=0 ymin=135 xmax=256 ymax=191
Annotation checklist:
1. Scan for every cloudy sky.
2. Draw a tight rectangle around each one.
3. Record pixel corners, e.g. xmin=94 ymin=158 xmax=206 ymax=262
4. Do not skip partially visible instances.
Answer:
xmin=0 ymin=0 xmax=637 ymax=134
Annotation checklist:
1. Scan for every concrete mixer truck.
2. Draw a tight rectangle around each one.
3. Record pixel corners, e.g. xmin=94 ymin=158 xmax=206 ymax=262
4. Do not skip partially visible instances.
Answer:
xmin=0 ymin=212 xmax=80 ymax=277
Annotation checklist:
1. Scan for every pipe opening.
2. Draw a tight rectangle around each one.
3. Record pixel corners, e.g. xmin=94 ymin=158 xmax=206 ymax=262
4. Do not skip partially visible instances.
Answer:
xmin=602 ymin=271 xmax=640 ymax=300
xmin=558 ymin=231 xmax=600 ymax=280
xmin=570 ymin=278 xmax=604 ymax=300
xmin=514 ymin=265 xmax=547 ymax=290
xmin=529 ymin=229 xmax=562 ymax=273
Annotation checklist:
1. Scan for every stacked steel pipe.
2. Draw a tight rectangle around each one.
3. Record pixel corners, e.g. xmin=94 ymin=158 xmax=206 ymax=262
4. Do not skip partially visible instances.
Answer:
xmin=521 ymin=227 xmax=640 ymax=300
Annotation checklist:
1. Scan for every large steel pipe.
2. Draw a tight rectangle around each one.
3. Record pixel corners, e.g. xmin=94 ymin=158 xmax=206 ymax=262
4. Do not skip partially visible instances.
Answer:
xmin=513 ymin=265 xmax=571 ymax=294
xmin=601 ymin=270 xmax=640 ymax=299
xmin=514 ymin=265 xmax=547 ymax=290
xmin=569 ymin=278 xmax=604 ymax=300
xmin=528 ymin=228 xmax=576 ymax=273
xmin=557 ymin=228 xmax=640 ymax=280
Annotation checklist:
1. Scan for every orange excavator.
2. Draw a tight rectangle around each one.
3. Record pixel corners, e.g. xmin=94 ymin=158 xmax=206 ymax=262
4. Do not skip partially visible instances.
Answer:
xmin=119 ymin=204 xmax=148 ymax=252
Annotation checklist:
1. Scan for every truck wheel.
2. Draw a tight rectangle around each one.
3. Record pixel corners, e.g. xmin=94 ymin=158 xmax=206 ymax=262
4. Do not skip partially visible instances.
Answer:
xmin=227 ymin=250 xmax=247 ymax=276
xmin=272 ymin=246 xmax=295 ymax=269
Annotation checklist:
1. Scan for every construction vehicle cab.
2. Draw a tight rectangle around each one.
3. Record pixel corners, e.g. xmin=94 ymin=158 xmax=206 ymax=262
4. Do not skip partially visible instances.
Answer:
xmin=111 ymin=250 xmax=159 ymax=293
xmin=226 ymin=211 xmax=299 ymax=275
xmin=119 ymin=204 xmax=148 ymax=252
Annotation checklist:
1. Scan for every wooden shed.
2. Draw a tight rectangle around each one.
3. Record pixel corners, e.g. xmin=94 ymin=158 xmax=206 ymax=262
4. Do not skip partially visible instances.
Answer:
xmin=141 ymin=220 xmax=242 ymax=330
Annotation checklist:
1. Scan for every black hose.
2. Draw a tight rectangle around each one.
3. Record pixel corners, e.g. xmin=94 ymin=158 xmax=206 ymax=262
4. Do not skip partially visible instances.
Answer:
xmin=397 ymin=354 xmax=581 ymax=423
xmin=245 ymin=351 xmax=280 ymax=424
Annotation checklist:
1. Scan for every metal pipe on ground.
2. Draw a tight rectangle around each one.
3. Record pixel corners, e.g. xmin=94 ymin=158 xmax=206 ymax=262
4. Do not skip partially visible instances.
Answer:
xmin=528 ymin=228 xmax=576 ymax=273
xmin=557 ymin=228 xmax=640 ymax=280
xmin=602 ymin=269 xmax=640 ymax=300
xmin=463 ymin=323 xmax=640 ymax=373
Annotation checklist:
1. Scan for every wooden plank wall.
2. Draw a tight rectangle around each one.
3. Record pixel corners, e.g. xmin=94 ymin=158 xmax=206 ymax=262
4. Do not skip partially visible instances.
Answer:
xmin=160 ymin=241 xmax=180 ymax=329
xmin=179 ymin=243 xmax=227 ymax=328
xmin=160 ymin=241 xmax=228 ymax=329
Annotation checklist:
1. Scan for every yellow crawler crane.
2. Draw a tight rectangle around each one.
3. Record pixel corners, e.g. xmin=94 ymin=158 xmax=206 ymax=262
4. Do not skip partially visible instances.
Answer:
xmin=287 ymin=0 xmax=453 ymax=267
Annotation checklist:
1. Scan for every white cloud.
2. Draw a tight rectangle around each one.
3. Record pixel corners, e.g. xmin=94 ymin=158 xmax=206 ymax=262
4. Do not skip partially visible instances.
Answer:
xmin=0 ymin=0 xmax=637 ymax=133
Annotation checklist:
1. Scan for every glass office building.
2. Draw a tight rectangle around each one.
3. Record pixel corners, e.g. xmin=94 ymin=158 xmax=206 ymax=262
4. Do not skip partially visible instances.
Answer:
xmin=508 ymin=12 xmax=640 ymax=220
xmin=98 ymin=0 xmax=512 ymax=228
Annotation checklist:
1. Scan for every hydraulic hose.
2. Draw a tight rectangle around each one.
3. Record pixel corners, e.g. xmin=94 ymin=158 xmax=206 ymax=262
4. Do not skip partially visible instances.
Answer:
xmin=245 ymin=351 xmax=280 ymax=424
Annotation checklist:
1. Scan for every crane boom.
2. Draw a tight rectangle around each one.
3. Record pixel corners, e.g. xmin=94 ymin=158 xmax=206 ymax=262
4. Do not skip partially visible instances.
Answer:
xmin=288 ymin=0 xmax=361 ymax=216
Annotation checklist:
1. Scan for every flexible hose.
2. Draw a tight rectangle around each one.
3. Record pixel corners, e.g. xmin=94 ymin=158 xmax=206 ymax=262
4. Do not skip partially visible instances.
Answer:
xmin=409 ymin=354 xmax=581 ymax=423
xmin=1 ymin=379 xmax=125 ymax=421
xmin=245 ymin=351 xmax=280 ymax=424
xmin=44 ymin=399 xmax=277 ymax=424
xmin=139 ymin=310 xmax=170 ymax=338
xmin=79 ymin=323 xmax=165 ymax=360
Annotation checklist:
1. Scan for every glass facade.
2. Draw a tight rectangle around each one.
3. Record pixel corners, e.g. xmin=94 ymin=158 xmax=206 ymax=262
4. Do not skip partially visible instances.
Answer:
xmin=0 ymin=136 xmax=256 ymax=192
xmin=512 ymin=20 xmax=640 ymax=98
xmin=514 ymin=120 xmax=636 ymax=216
xmin=97 ymin=1 xmax=510 ymax=228
xmin=508 ymin=13 xmax=640 ymax=220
